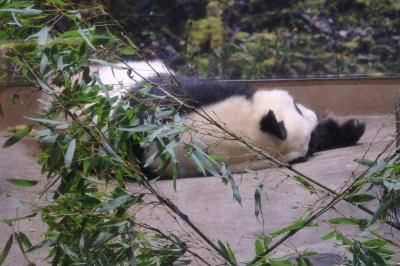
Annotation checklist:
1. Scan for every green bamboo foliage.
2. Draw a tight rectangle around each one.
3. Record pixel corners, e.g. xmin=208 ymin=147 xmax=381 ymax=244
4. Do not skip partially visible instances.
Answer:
xmin=1 ymin=1 xmax=400 ymax=265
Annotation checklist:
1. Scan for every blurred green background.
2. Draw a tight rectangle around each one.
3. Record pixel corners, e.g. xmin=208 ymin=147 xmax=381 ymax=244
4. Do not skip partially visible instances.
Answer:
xmin=101 ymin=0 xmax=400 ymax=78
xmin=4 ymin=0 xmax=400 ymax=80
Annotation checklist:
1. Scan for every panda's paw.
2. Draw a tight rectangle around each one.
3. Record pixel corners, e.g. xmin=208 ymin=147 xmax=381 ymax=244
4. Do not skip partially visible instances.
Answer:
xmin=341 ymin=119 xmax=366 ymax=145
xmin=289 ymin=156 xmax=309 ymax=165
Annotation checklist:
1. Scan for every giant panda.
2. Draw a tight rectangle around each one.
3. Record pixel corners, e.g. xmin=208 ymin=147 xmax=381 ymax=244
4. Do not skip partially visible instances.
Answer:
xmin=94 ymin=60 xmax=365 ymax=178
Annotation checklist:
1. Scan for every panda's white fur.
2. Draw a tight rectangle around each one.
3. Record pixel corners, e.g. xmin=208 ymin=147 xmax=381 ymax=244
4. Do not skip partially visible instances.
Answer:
xmin=144 ymin=89 xmax=317 ymax=177
xmin=94 ymin=60 xmax=318 ymax=177
xmin=68 ymin=60 xmax=172 ymax=128
xmin=94 ymin=60 xmax=172 ymax=98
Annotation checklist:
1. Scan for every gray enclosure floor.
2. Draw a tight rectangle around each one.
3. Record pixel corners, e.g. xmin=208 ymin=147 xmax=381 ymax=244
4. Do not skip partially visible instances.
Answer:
xmin=0 ymin=115 xmax=399 ymax=265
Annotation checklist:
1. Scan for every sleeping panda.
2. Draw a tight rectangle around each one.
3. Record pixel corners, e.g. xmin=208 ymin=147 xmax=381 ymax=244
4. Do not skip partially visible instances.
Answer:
xmin=95 ymin=60 xmax=365 ymax=178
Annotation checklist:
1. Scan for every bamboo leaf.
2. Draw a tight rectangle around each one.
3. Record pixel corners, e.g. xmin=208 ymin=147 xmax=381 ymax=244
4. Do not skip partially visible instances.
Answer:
xmin=320 ymin=231 xmax=335 ymax=240
xmin=11 ymin=94 xmax=20 ymax=107
xmin=143 ymin=151 xmax=158 ymax=168
xmin=122 ymin=33 xmax=138 ymax=51
xmin=1 ymin=212 xmax=37 ymax=226
xmin=255 ymin=239 xmax=263 ymax=256
xmin=39 ymin=53 xmax=48 ymax=73
xmin=383 ymin=179 xmax=400 ymax=191
xmin=217 ymin=241 xmax=237 ymax=264
xmin=228 ymin=174 xmax=241 ymax=205
xmin=354 ymin=158 xmax=376 ymax=167
xmin=296 ymin=255 xmax=312 ymax=266
xmin=6 ymin=178 xmax=38 ymax=188
xmin=163 ymin=139 xmax=178 ymax=163
xmin=89 ymin=59 xmax=125 ymax=69
xmin=11 ymin=11 xmax=22 ymax=27
xmin=79 ymin=232 xmax=86 ymax=251
xmin=190 ymin=148 xmax=206 ymax=176
xmin=64 ymin=138 xmax=76 ymax=167
xmin=0 ymin=7 xmax=42 ymax=14
xmin=14 ymin=232 xmax=32 ymax=252
xmin=118 ymin=124 xmax=158 ymax=133
xmin=172 ymin=163 xmax=178 ymax=191
xmin=0 ymin=234 xmax=13 ymax=265
xmin=6 ymin=195 xmax=28 ymax=210
xmin=269 ymin=259 xmax=292 ymax=266
xmin=78 ymin=27 xmax=96 ymax=50
xmin=61 ymin=244 xmax=78 ymax=260
xmin=345 ymin=193 xmax=375 ymax=203
xmin=102 ymin=142 xmax=122 ymax=161
xmin=25 ymin=26 xmax=51 ymax=45
xmin=269 ymin=218 xmax=308 ymax=238
xmin=3 ymin=125 xmax=33 ymax=147
xmin=362 ymin=239 xmax=387 ymax=248
xmin=25 ymin=116 xmax=65 ymax=125
xmin=328 ymin=217 xmax=360 ymax=225
xmin=27 ymin=235 xmax=59 ymax=252
xmin=36 ymin=79 xmax=54 ymax=94
xmin=254 ymin=184 xmax=263 ymax=218
xmin=293 ymin=175 xmax=316 ymax=194
xmin=98 ymin=195 xmax=131 ymax=213
xmin=90 ymin=231 xmax=117 ymax=251
xmin=191 ymin=145 xmax=219 ymax=176
xmin=98 ymin=252 xmax=112 ymax=265
xmin=209 ymin=154 xmax=227 ymax=162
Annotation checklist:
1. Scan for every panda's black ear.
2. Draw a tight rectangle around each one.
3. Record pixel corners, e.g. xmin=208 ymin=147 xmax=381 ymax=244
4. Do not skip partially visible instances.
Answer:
xmin=260 ymin=110 xmax=287 ymax=140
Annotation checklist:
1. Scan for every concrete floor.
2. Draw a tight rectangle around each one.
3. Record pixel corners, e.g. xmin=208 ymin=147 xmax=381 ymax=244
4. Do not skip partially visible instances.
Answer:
xmin=0 ymin=115 xmax=399 ymax=265
xmin=0 ymin=138 xmax=47 ymax=265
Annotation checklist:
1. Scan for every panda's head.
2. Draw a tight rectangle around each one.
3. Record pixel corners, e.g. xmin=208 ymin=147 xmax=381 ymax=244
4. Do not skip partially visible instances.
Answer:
xmin=251 ymin=89 xmax=318 ymax=162
xmin=252 ymin=89 xmax=366 ymax=162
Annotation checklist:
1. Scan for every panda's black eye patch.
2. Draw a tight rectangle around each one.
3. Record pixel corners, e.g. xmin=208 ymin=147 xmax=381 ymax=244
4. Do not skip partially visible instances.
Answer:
xmin=294 ymin=103 xmax=303 ymax=116
xmin=260 ymin=110 xmax=287 ymax=140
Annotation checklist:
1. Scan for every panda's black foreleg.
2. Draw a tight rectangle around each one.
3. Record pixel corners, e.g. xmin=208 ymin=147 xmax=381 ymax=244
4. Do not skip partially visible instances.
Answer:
xmin=289 ymin=156 xmax=309 ymax=164
xmin=307 ymin=118 xmax=365 ymax=156
xmin=340 ymin=119 xmax=366 ymax=146
xmin=291 ymin=118 xmax=365 ymax=165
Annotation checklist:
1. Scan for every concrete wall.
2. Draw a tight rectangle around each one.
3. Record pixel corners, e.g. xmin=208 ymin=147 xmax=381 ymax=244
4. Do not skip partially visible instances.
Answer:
xmin=241 ymin=77 xmax=400 ymax=116
xmin=1 ymin=77 xmax=399 ymax=129
xmin=0 ymin=86 xmax=44 ymax=129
